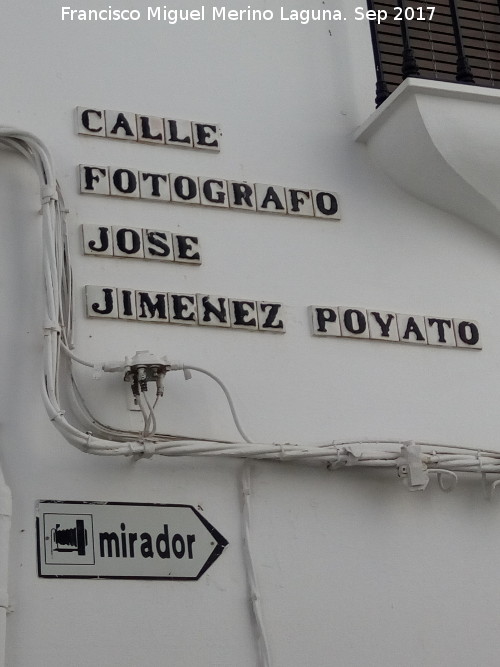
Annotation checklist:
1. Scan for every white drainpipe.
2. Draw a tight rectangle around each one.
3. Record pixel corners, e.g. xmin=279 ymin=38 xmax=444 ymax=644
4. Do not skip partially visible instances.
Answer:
xmin=0 ymin=462 xmax=11 ymax=667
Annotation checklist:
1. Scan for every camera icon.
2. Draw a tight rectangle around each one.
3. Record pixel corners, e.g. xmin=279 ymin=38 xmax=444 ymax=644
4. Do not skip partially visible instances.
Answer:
xmin=42 ymin=513 xmax=95 ymax=565
xmin=51 ymin=519 xmax=88 ymax=556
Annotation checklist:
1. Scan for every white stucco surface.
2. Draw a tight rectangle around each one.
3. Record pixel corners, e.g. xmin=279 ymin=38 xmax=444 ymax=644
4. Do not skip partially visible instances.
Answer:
xmin=1 ymin=2 xmax=500 ymax=665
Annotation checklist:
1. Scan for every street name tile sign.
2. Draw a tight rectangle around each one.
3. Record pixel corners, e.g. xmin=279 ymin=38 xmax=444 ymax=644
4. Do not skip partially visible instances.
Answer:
xmin=36 ymin=501 xmax=228 ymax=580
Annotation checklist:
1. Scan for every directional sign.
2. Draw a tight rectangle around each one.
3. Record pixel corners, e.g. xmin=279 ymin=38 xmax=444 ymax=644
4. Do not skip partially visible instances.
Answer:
xmin=36 ymin=500 xmax=228 ymax=580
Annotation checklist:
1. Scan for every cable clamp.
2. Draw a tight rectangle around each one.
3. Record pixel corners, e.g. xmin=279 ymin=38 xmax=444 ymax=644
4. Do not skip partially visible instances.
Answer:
xmin=477 ymin=450 xmax=489 ymax=499
xmin=331 ymin=447 xmax=349 ymax=468
xmin=330 ymin=445 xmax=359 ymax=469
xmin=142 ymin=442 xmax=156 ymax=459
xmin=128 ymin=442 xmax=143 ymax=456
xmin=128 ymin=441 xmax=156 ymax=459
xmin=43 ymin=319 xmax=61 ymax=335
xmin=275 ymin=443 xmax=287 ymax=461
xmin=50 ymin=409 xmax=65 ymax=422
xmin=41 ymin=186 xmax=58 ymax=204
xmin=343 ymin=445 xmax=362 ymax=466
xmin=241 ymin=468 xmax=251 ymax=496
xmin=398 ymin=442 xmax=429 ymax=491
xmin=84 ymin=432 xmax=93 ymax=452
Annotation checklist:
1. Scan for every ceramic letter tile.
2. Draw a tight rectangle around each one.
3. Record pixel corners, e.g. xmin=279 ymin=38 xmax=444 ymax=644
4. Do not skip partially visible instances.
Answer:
xmin=312 ymin=190 xmax=341 ymax=219
xmin=169 ymin=174 xmax=200 ymax=204
xmin=425 ymin=317 xmax=457 ymax=347
xmin=199 ymin=177 xmax=229 ymax=208
xmin=339 ymin=307 xmax=370 ymax=338
xmin=85 ymin=286 xmax=118 ymax=319
xmin=230 ymin=299 xmax=258 ymax=330
xmin=82 ymin=224 xmax=113 ymax=256
xmin=228 ymin=181 xmax=257 ymax=211
xmin=136 ymin=114 xmax=165 ymax=144
xmin=397 ymin=313 xmax=428 ymax=345
xmin=76 ymin=107 xmax=106 ymax=137
xmin=164 ymin=119 xmax=194 ymax=148
xmin=196 ymin=294 xmax=231 ymax=327
xmin=79 ymin=165 xmax=110 ymax=195
xmin=173 ymin=235 xmax=201 ymax=264
xmin=136 ymin=291 xmax=169 ymax=322
xmin=112 ymin=226 xmax=144 ymax=258
xmin=257 ymin=302 xmax=286 ymax=333
xmin=368 ymin=310 xmax=399 ymax=342
xmin=105 ymin=109 xmax=138 ymax=141
xmin=139 ymin=171 xmax=170 ymax=201
xmin=143 ymin=229 xmax=174 ymax=262
xmin=453 ymin=318 xmax=482 ymax=349
xmin=192 ymin=122 xmax=221 ymax=151
xmin=109 ymin=167 xmax=140 ymax=198
xmin=285 ymin=188 xmax=314 ymax=217
xmin=117 ymin=289 xmax=137 ymax=319
xmin=255 ymin=183 xmax=288 ymax=214
xmin=168 ymin=293 xmax=198 ymax=325
xmin=310 ymin=306 xmax=341 ymax=336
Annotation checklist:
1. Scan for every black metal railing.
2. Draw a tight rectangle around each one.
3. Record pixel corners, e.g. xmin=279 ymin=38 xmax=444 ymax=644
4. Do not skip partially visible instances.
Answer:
xmin=367 ymin=0 xmax=500 ymax=106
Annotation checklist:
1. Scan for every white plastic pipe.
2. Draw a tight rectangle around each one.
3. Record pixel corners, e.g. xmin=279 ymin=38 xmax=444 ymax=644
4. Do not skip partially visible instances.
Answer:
xmin=0 ymin=461 xmax=12 ymax=667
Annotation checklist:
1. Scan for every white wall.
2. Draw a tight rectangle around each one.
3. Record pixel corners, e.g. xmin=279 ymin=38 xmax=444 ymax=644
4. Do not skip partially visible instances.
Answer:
xmin=2 ymin=1 xmax=500 ymax=665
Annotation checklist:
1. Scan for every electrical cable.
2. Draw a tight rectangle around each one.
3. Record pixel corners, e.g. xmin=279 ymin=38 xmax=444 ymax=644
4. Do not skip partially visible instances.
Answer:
xmin=137 ymin=393 xmax=152 ymax=438
xmin=3 ymin=126 xmax=500 ymax=492
xmin=61 ymin=345 xmax=252 ymax=444
xmin=181 ymin=365 xmax=252 ymax=443
xmin=142 ymin=392 xmax=157 ymax=438
xmin=4 ymin=125 xmax=500 ymax=667
xmin=241 ymin=462 xmax=272 ymax=667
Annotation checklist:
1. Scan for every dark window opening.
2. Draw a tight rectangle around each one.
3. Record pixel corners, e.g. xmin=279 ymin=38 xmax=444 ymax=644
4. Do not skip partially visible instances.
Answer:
xmin=368 ymin=0 xmax=500 ymax=106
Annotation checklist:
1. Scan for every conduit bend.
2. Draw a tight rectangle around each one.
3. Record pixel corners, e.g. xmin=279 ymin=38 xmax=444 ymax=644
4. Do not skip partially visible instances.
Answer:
xmin=3 ymin=127 xmax=500 ymax=493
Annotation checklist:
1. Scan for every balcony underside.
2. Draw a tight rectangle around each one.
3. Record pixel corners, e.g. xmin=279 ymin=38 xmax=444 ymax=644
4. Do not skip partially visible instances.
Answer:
xmin=355 ymin=79 xmax=500 ymax=239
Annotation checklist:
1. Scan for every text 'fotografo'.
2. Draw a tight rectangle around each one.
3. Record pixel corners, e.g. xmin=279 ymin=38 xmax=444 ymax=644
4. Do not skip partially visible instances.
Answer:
xmin=79 ymin=165 xmax=340 ymax=219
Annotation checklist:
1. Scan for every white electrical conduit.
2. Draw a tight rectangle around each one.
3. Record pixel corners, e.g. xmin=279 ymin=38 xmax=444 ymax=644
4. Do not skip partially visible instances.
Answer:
xmin=3 ymin=127 xmax=500 ymax=483
xmin=242 ymin=462 xmax=272 ymax=667
xmin=3 ymin=126 xmax=500 ymax=667
xmin=61 ymin=350 xmax=500 ymax=477
xmin=0 ymin=461 xmax=12 ymax=667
